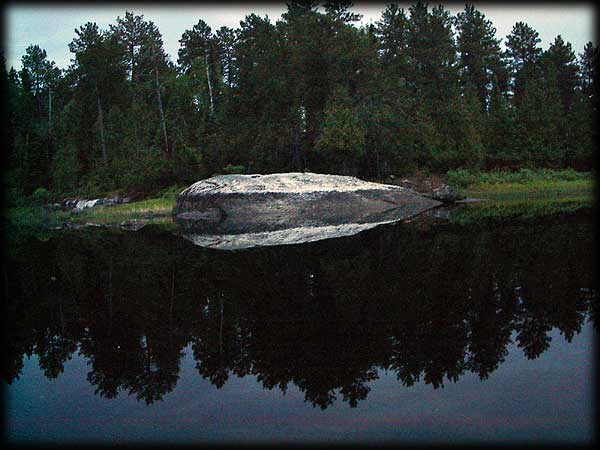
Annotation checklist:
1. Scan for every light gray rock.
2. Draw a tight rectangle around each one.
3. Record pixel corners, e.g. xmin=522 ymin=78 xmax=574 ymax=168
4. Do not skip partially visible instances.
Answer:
xmin=174 ymin=172 xmax=442 ymax=249
xmin=63 ymin=199 xmax=78 ymax=209
xmin=75 ymin=198 xmax=104 ymax=210
xmin=429 ymin=184 xmax=464 ymax=202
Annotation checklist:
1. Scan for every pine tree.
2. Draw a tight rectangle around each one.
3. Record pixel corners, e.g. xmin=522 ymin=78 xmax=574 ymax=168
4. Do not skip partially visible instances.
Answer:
xmin=316 ymin=86 xmax=365 ymax=175
xmin=505 ymin=21 xmax=542 ymax=106
xmin=455 ymin=3 xmax=504 ymax=111
xmin=375 ymin=3 xmax=411 ymax=78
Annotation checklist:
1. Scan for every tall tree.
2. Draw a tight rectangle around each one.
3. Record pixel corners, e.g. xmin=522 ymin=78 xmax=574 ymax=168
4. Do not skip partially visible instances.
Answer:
xmin=112 ymin=12 xmax=174 ymax=153
xmin=455 ymin=3 xmax=504 ymax=111
xmin=543 ymin=35 xmax=578 ymax=111
xmin=375 ymin=3 xmax=410 ymax=76
xmin=323 ymin=0 xmax=362 ymax=23
xmin=178 ymin=20 xmax=219 ymax=120
xmin=316 ymin=86 xmax=365 ymax=175
xmin=505 ymin=21 xmax=542 ymax=105
xmin=69 ymin=22 xmax=128 ymax=165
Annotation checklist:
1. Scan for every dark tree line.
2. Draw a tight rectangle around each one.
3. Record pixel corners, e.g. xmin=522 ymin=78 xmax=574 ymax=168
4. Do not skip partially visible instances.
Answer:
xmin=3 ymin=2 xmax=597 ymax=200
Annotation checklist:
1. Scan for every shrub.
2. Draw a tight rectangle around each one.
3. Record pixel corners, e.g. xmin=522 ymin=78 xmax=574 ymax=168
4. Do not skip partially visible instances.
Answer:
xmin=446 ymin=169 xmax=477 ymax=188
xmin=222 ymin=164 xmax=246 ymax=175
xmin=30 ymin=187 xmax=51 ymax=205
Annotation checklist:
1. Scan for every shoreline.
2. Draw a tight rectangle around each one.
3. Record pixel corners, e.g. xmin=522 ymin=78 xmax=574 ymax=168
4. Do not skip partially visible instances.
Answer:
xmin=5 ymin=171 xmax=594 ymax=236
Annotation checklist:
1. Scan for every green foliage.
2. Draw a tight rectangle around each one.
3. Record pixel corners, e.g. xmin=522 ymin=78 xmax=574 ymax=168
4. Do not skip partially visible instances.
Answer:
xmin=221 ymin=164 xmax=246 ymax=175
xmin=447 ymin=167 xmax=593 ymax=189
xmin=4 ymin=3 xmax=597 ymax=201
xmin=316 ymin=86 xmax=365 ymax=174
xmin=30 ymin=187 xmax=51 ymax=205
xmin=50 ymin=142 xmax=80 ymax=195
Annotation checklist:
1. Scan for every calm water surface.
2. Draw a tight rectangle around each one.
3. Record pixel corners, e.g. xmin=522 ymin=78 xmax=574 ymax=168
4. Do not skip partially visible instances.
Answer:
xmin=4 ymin=209 xmax=597 ymax=444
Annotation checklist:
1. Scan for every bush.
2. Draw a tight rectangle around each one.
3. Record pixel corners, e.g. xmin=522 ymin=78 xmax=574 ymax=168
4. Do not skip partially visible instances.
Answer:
xmin=30 ymin=187 xmax=51 ymax=205
xmin=159 ymin=185 xmax=186 ymax=199
xmin=170 ymin=146 xmax=206 ymax=184
xmin=221 ymin=164 xmax=246 ymax=175
xmin=446 ymin=169 xmax=477 ymax=188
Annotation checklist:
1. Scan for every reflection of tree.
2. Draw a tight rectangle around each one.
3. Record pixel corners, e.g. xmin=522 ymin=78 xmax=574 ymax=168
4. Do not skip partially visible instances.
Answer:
xmin=465 ymin=280 xmax=515 ymax=379
xmin=3 ymin=213 xmax=596 ymax=408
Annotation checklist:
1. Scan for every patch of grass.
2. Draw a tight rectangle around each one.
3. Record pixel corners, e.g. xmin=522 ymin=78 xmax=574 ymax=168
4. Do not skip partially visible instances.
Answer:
xmin=447 ymin=168 xmax=594 ymax=190
xmin=462 ymin=179 xmax=593 ymax=199
xmin=4 ymin=196 xmax=177 ymax=243
xmin=444 ymin=168 xmax=594 ymax=206
xmin=74 ymin=197 xmax=176 ymax=225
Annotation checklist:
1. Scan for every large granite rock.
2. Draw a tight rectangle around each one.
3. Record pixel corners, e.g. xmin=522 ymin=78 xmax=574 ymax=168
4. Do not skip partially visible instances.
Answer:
xmin=173 ymin=172 xmax=441 ymax=249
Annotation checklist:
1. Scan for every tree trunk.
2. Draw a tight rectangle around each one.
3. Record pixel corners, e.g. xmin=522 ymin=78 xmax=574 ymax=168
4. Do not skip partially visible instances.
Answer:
xmin=205 ymin=52 xmax=215 ymax=117
xmin=153 ymin=45 xmax=169 ymax=153
xmin=96 ymin=92 xmax=108 ymax=165
xmin=130 ymin=44 xmax=136 ymax=83
xmin=48 ymin=89 xmax=52 ymax=131
xmin=46 ymin=89 xmax=52 ymax=165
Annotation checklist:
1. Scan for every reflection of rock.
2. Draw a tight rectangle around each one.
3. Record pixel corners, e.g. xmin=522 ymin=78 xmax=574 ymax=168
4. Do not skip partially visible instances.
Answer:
xmin=119 ymin=220 xmax=147 ymax=231
xmin=174 ymin=173 xmax=441 ymax=249
xmin=429 ymin=206 xmax=459 ymax=220
xmin=184 ymin=222 xmax=396 ymax=250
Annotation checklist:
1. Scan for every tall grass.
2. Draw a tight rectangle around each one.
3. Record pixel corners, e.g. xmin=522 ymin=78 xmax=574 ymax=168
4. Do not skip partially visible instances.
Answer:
xmin=74 ymin=198 xmax=175 ymax=225
xmin=447 ymin=168 xmax=593 ymax=188
xmin=446 ymin=168 xmax=594 ymax=198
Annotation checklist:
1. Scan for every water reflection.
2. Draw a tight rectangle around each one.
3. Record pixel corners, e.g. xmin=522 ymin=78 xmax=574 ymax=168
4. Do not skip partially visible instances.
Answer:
xmin=4 ymin=212 xmax=596 ymax=409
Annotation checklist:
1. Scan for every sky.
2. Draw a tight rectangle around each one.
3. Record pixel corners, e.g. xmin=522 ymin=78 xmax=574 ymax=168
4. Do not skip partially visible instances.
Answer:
xmin=4 ymin=2 xmax=597 ymax=71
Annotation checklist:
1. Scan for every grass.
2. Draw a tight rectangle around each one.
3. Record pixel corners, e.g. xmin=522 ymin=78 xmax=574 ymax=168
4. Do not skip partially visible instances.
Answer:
xmin=65 ymin=184 xmax=184 ymax=226
xmin=3 ymin=190 xmax=179 ymax=244
xmin=445 ymin=168 xmax=593 ymax=200
xmin=443 ymin=168 xmax=595 ymax=225
xmin=446 ymin=167 xmax=592 ymax=188
xmin=74 ymin=197 xmax=175 ymax=225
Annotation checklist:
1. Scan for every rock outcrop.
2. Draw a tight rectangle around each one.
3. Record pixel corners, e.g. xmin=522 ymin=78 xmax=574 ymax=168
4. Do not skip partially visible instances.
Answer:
xmin=428 ymin=184 xmax=465 ymax=202
xmin=173 ymin=172 xmax=441 ymax=249
xmin=60 ymin=196 xmax=133 ymax=211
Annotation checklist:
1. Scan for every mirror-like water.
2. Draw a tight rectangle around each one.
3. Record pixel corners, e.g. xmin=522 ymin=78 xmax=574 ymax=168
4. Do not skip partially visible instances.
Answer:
xmin=3 ymin=209 xmax=597 ymax=444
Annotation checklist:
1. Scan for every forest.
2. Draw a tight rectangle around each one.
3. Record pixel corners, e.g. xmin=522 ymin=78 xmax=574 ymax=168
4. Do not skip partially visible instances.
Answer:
xmin=3 ymin=1 xmax=598 ymax=202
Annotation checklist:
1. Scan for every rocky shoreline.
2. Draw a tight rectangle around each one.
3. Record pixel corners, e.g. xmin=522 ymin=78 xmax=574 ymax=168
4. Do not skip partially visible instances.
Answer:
xmin=44 ymin=195 xmax=135 ymax=212
xmin=33 ymin=174 xmax=475 ymax=241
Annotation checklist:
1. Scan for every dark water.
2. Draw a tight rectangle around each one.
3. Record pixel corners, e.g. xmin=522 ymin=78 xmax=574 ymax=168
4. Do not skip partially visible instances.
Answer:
xmin=3 ymin=210 xmax=597 ymax=444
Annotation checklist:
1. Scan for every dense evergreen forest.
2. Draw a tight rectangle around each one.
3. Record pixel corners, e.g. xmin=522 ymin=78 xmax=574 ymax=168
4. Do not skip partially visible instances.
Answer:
xmin=3 ymin=1 xmax=598 ymax=201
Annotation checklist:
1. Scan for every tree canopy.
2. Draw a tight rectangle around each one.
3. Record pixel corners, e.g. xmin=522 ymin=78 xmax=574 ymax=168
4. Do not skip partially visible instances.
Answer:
xmin=4 ymin=2 xmax=597 ymax=200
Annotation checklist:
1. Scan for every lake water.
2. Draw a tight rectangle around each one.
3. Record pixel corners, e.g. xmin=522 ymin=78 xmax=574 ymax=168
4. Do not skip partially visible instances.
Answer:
xmin=4 ymin=209 xmax=597 ymax=445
